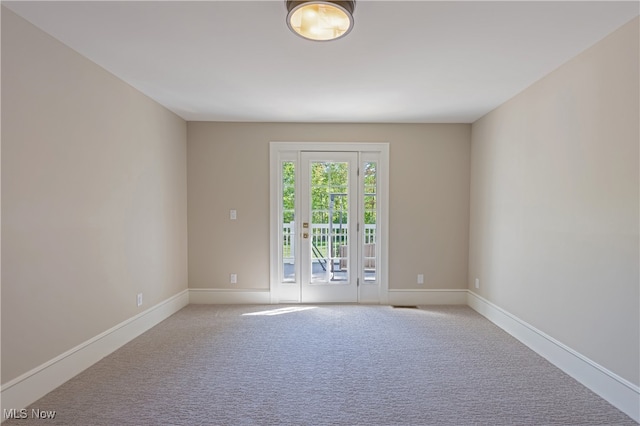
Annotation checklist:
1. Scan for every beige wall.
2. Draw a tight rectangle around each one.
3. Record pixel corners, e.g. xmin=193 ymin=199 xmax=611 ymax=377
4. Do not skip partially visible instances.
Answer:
xmin=188 ymin=122 xmax=470 ymax=291
xmin=1 ymin=9 xmax=188 ymax=383
xmin=469 ymin=17 xmax=639 ymax=386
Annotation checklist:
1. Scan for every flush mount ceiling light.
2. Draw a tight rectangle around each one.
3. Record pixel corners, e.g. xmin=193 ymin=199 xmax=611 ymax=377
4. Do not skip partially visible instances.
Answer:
xmin=286 ymin=1 xmax=355 ymax=41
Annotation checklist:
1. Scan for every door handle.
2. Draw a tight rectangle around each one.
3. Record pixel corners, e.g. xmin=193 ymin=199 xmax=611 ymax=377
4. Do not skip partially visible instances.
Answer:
xmin=303 ymin=233 xmax=309 ymax=239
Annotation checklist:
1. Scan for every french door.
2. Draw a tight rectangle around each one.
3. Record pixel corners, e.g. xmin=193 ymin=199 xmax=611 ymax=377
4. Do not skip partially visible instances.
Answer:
xmin=299 ymin=152 xmax=358 ymax=303
xmin=270 ymin=142 xmax=388 ymax=304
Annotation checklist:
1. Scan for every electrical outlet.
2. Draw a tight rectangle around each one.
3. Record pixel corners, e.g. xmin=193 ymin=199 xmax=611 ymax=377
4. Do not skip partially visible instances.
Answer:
xmin=475 ymin=278 xmax=480 ymax=289
xmin=230 ymin=273 xmax=237 ymax=284
xmin=230 ymin=209 xmax=237 ymax=220
xmin=137 ymin=293 xmax=143 ymax=307
xmin=417 ymin=274 xmax=424 ymax=284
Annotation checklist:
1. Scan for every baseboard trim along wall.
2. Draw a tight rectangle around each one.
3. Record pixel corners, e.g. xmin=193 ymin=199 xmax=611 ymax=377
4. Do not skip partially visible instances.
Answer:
xmin=188 ymin=288 xmax=468 ymax=306
xmin=467 ymin=291 xmax=640 ymax=423
xmin=189 ymin=288 xmax=271 ymax=304
xmin=388 ymin=289 xmax=468 ymax=305
xmin=0 ymin=290 xmax=189 ymax=419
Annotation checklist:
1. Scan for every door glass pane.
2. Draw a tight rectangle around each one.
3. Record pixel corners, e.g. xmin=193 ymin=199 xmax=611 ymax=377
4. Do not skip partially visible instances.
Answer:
xmin=363 ymin=162 xmax=377 ymax=282
xmin=282 ymin=161 xmax=295 ymax=282
xmin=310 ymin=160 xmax=349 ymax=283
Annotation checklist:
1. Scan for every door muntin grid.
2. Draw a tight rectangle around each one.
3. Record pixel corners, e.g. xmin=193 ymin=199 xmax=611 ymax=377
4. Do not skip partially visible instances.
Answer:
xmin=363 ymin=161 xmax=377 ymax=282
xmin=309 ymin=161 xmax=350 ymax=284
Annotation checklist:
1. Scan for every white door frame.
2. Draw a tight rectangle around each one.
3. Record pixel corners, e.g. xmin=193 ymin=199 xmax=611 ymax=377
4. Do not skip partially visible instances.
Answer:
xmin=269 ymin=142 xmax=389 ymax=304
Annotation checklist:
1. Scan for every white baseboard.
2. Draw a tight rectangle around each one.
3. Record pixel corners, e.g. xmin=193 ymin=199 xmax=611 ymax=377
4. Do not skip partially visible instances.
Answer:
xmin=189 ymin=288 xmax=271 ymax=304
xmin=0 ymin=290 xmax=189 ymax=419
xmin=388 ymin=289 xmax=468 ymax=305
xmin=467 ymin=291 xmax=640 ymax=423
xmin=190 ymin=288 xmax=466 ymax=305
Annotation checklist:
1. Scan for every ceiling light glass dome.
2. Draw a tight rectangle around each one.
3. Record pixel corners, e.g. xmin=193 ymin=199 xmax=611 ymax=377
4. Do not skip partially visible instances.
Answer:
xmin=286 ymin=1 xmax=355 ymax=41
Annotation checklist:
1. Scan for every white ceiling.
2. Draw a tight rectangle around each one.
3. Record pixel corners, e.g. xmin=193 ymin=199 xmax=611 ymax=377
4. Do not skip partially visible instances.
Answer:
xmin=3 ymin=1 xmax=638 ymax=123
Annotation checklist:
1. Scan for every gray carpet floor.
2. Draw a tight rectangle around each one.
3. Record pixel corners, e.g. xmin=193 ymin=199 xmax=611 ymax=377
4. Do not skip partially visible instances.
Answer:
xmin=6 ymin=305 xmax=637 ymax=425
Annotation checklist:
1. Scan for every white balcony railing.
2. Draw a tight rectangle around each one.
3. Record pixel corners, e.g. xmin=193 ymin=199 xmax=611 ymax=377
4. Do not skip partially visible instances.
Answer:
xmin=282 ymin=222 xmax=376 ymax=264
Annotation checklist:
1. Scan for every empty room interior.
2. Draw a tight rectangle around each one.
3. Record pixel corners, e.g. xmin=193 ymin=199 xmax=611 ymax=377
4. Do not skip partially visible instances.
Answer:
xmin=1 ymin=1 xmax=639 ymax=424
